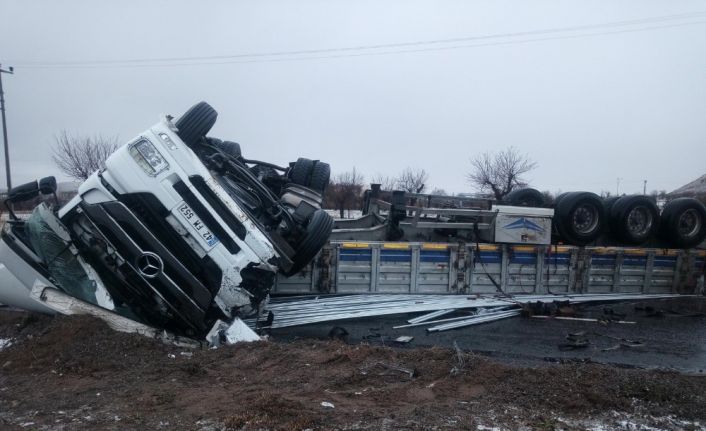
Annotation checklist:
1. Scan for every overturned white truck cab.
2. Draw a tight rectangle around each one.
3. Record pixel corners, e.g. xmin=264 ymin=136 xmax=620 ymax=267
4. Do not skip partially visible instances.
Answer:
xmin=0 ymin=102 xmax=333 ymax=343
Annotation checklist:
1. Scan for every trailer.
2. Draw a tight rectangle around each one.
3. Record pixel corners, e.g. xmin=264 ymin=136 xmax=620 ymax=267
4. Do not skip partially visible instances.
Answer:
xmin=273 ymin=187 xmax=706 ymax=296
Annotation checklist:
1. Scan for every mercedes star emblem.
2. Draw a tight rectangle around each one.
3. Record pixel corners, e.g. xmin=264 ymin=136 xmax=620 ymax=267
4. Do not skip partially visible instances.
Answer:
xmin=136 ymin=251 xmax=163 ymax=278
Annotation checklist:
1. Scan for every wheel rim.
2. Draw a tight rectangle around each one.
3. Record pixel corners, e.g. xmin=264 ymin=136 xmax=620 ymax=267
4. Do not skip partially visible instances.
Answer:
xmin=677 ymin=209 xmax=702 ymax=238
xmin=626 ymin=206 xmax=653 ymax=237
xmin=572 ymin=203 xmax=600 ymax=235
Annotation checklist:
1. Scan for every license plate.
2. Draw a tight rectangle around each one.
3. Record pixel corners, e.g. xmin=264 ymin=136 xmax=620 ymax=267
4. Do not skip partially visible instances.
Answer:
xmin=177 ymin=202 xmax=220 ymax=248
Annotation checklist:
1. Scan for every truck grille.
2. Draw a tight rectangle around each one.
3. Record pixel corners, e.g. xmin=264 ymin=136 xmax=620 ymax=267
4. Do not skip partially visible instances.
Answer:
xmin=80 ymin=200 xmax=214 ymax=333
xmin=117 ymin=193 xmax=223 ymax=295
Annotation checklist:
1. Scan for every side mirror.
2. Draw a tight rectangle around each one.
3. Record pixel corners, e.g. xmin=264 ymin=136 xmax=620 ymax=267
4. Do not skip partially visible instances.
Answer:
xmin=7 ymin=180 xmax=39 ymax=203
xmin=39 ymin=176 xmax=57 ymax=195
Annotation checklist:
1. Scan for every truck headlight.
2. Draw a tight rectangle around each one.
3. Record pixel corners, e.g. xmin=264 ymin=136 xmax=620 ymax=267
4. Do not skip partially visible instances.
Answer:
xmin=129 ymin=139 xmax=169 ymax=176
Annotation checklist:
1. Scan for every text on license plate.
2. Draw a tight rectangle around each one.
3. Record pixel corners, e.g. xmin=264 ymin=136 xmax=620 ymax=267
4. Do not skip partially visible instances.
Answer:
xmin=177 ymin=202 xmax=220 ymax=248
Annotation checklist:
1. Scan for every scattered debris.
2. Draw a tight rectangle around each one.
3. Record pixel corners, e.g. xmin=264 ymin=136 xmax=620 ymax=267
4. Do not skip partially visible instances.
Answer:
xmin=427 ymin=309 xmax=522 ymax=332
xmin=394 ymin=335 xmax=414 ymax=343
xmin=531 ymin=315 xmax=636 ymax=324
xmin=450 ymin=341 xmax=465 ymax=375
xmin=257 ymin=293 xmax=681 ymax=329
xmin=0 ymin=338 xmax=12 ymax=350
xmin=328 ymin=326 xmax=349 ymax=342
xmin=320 ymin=401 xmax=335 ymax=409
xmin=559 ymin=332 xmax=591 ymax=351
xmin=406 ymin=309 xmax=455 ymax=324
xmin=362 ymin=361 xmax=417 ymax=378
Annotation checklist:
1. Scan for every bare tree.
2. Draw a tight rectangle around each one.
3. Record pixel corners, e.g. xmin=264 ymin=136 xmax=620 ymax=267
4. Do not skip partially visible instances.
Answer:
xmin=396 ymin=167 xmax=428 ymax=193
xmin=52 ymin=131 xmax=120 ymax=181
xmin=466 ymin=147 xmax=536 ymax=200
xmin=324 ymin=168 xmax=365 ymax=218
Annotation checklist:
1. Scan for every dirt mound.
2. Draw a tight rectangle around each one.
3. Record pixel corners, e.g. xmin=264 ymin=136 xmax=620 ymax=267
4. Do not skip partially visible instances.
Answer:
xmin=1 ymin=313 xmax=171 ymax=375
xmin=0 ymin=312 xmax=705 ymax=430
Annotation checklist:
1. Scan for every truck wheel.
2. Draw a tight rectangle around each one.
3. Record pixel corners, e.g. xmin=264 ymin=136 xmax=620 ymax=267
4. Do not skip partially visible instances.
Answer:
xmin=285 ymin=209 xmax=334 ymax=275
xmin=503 ymin=188 xmax=544 ymax=207
xmin=610 ymin=196 xmax=659 ymax=245
xmin=554 ymin=191 xmax=604 ymax=245
xmin=552 ymin=192 xmax=570 ymax=208
xmin=601 ymin=196 xmax=621 ymax=233
xmin=659 ymin=198 xmax=706 ymax=248
xmin=175 ymin=102 xmax=218 ymax=148
xmin=290 ymin=158 xmax=314 ymax=186
xmin=308 ymin=161 xmax=331 ymax=194
xmin=602 ymin=196 xmax=620 ymax=214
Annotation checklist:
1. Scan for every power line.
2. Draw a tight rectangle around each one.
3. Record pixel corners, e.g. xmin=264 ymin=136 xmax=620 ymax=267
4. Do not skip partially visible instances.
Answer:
xmin=11 ymin=11 xmax=706 ymax=69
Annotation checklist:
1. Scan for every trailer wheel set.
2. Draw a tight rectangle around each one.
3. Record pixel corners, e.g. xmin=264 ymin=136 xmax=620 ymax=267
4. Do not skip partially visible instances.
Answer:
xmin=547 ymin=191 xmax=706 ymax=248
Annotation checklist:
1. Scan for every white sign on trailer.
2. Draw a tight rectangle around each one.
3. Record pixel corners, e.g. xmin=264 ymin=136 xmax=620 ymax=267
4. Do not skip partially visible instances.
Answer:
xmin=492 ymin=205 xmax=554 ymax=245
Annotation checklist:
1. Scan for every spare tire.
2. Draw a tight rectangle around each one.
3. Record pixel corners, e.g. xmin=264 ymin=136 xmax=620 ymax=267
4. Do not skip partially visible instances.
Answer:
xmin=609 ymin=195 xmax=659 ymax=245
xmin=503 ymin=188 xmax=544 ymax=207
xmin=290 ymin=157 xmax=314 ymax=187
xmin=554 ymin=191 xmax=604 ymax=245
xmin=659 ymin=198 xmax=706 ymax=248
xmin=308 ymin=161 xmax=331 ymax=194
xmin=175 ymin=102 xmax=218 ymax=148
xmin=284 ymin=209 xmax=334 ymax=276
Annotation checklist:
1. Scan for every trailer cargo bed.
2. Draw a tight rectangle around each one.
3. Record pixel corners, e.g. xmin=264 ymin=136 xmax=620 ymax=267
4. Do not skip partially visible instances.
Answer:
xmin=274 ymin=241 xmax=705 ymax=296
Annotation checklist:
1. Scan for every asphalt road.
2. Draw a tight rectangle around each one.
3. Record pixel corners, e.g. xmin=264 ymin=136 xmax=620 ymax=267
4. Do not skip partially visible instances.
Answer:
xmin=271 ymin=297 xmax=706 ymax=374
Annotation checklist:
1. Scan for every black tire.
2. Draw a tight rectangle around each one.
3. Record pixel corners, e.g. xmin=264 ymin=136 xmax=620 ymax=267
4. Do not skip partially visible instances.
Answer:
xmin=602 ymin=196 xmax=620 ymax=215
xmin=308 ymin=161 xmax=331 ymax=194
xmin=553 ymin=192 xmax=570 ymax=208
xmin=554 ymin=191 xmax=604 ymax=245
xmin=285 ymin=209 xmax=334 ymax=275
xmin=609 ymin=195 xmax=659 ymax=245
xmin=290 ymin=158 xmax=314 ymax=186
xmin=504 ymin=188 xmax=544 ymax=207
xmin=659 ymin=198 xmax=706 ymax=248
xmin=175 ymin=102 xmax=218 ymax=148
xmin=601 ymin=196 xmax=621 ymax=233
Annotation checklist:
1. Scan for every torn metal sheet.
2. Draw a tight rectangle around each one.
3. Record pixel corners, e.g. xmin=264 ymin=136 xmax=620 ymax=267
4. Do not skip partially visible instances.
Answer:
xmin=426 ymin=310 xmax=522 ymax=332
xmin=406 ymin=309 xmax=455 ymax=324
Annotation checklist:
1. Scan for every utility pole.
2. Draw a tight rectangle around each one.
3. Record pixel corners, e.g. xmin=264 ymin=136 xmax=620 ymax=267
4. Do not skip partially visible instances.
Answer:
xmin=616 ymin=177 xmax=622 ymax=196
xmin=0 ymin=63 xmax=14 ymax=191
xmin=643 ymin=180 xmax=647 ymax=195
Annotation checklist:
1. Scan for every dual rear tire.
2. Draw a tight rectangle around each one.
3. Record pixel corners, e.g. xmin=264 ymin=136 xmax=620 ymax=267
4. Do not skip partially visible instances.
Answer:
xmin=289 ymin=158 xmax=331 ymax=195
xmin=553 ymin=193 xmax=706 ymax=247
xmin=658 ymin=198 xmax=706 ymax=248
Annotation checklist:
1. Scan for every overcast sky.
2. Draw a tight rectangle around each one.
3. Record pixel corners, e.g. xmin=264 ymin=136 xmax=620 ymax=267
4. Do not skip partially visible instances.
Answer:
xmin=1 ymin=0 xmax=705 ymax=195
